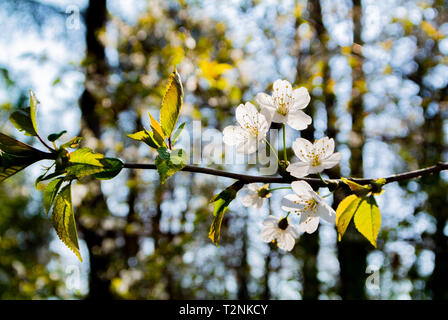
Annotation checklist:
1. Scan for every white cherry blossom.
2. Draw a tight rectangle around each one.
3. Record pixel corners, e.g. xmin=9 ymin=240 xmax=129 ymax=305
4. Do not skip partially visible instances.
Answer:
xmin=256 ymin=79 xmax=312 ymax=130
xmin=287 ymin=136 xmax=342 ymax=178
xmin=240 ymin=183 xmax=271 ymax=209
xmin=222 ymin=102 xmax=270 ymax=154
xmin=260 ymin=215 xmax=299 ymax=251
xmin=281 ymin=181 xmax=335 ymax=234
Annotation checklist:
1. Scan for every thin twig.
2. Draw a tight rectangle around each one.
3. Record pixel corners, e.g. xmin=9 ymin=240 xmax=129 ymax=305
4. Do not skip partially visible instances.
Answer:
xmin=123 ymin=162 xmax=448 ymax=188
xmin=36 ymin=134 xmax=55 ymax=153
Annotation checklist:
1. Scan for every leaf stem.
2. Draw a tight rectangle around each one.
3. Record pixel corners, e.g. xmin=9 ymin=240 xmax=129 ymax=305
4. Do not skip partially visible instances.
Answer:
xmin=268 ymin=186 xmax=292 ymax=192
xmin=282 ymin=123 xmax=287 ymax=162
xmin=37 ymin=134 xmax=55 ymax=153
xmin=317 ymin=172 xmax=329 ymax=185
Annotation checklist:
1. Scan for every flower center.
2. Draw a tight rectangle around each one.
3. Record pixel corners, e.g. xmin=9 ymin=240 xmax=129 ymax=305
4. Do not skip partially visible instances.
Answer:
xmin=302 ymin=198 xmax=318 ymax=213
xmin=245 ymin=125 xmax=259 ymax=137
xmin=273 ymin=93 xmax=293 ymax=116
xmin=242 ymin=114 xmax=261 ymax=137
xmin=277 ymin=103 xmax=289 ymax=116
xmin=277 ymin=218 xmax=289 ymax=230
xmin=303 ymin=150 xmax=321 ymax=167
xmin=311 ymin=154 xmax=321 ymax=167
xmin=257 ymin=187 xmax=271 ymax=198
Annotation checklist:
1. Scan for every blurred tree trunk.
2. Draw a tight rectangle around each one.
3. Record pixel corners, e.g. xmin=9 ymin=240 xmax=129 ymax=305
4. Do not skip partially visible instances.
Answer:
xmin=293 ymin=0 xmax=331 ymax=300
xmin=237 ymin=218 xmax=249 ymax=300
xmin=123 ymin=117 xmax=145 ymax=261
xmin=262 ymin=250 xmax=271 ymax=299
xmin=395 ymin=1 xmax=448 ymax=298
xmin=424 ymin=1 xmax=448 ymax=301
xmin=262 ymin=198 xmax=273 ymax=300
xmin=77 ymin=0 xmax=113 ymax=300
xmin=124 ymin=170 xmax=140 ymax=260
xmin=336 ymin=0 xmax=368 ymax=300
xmin=425 ymin=107 xmax=447 ymax=299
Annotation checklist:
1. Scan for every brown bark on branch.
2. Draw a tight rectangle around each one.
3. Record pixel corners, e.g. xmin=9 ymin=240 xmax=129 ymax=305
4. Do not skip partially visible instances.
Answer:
xmin=122 ymin=162 xmax=448 ymax=188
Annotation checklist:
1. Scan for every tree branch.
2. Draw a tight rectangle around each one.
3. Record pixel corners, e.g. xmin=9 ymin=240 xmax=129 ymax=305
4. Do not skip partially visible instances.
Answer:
xmin=123 ymin=162 xmax=448 ymax=188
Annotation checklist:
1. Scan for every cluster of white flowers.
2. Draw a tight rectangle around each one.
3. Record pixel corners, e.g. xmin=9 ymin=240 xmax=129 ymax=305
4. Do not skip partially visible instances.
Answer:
xmin=223 ymin=79 xmax=341 ymax=252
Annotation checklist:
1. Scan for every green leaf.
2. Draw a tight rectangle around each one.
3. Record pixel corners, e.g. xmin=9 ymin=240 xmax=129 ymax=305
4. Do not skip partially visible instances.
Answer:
xmin=66 ymin=164 xmax=104 ymax=179
xmin=208 ymin=181 xmax=244 ymax=246
xmin=171 ymin=122 xmax=186 ymax=146
xmin=35 ymin=170 xmax=64 ymax=187
xmin=51 ymin=184 xmax=82 ymax=262
xmin=155 ymin=147 xmax=187 ymax=184
xmin=353 ymin=196 xmax=381 ymax=248
xmin=340 ymin=177 xmax=371 ymax=197
xmin=149 ymin=112 xmax=167 ymax=148
xmin=0 ymin=153 xmax=40 ymax=183
xmin=127 ymin=130 xmax=149 ymax=141
xmin=9 ymin=107 xmax=37 ymax=136
xmin=94 ymin=158 xmax=124 ymax=180
xmin=335 ymin=194 xmax=363 ymax=241
xmin=127 ymin=129 xmax=159 ymax=149
xmin=48 ymin=130 xmax=67 ymax=142
xmin=29 ymin=90 xmax=39 ymax=136
xmin=43 ymin=177 xmax=64 ymax=215
xmin=0 ymin=133 xmax=47 ymax=183
xmin=0 ymin=132 xmax=44 ymax=156
xmin=69 ymin=148 xmax=103 ymax=166
xmin=160 ymin=70 xmax=184 ymax=137
xmin=60 ymin=137 xmax=83 ymax=149
xmin=209 ymin=198 xmax=227 ymax=247
xmin=66 ymin=147 xmax=105 ymax=178
xmin=66 ymin=149 xmax=123 ymax=180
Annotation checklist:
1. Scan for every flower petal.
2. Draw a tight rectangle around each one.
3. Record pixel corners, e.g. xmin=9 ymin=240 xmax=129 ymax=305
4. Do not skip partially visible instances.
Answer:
xmin=223 ymin=126 xmax=247 ymax=146
xmin=256 ymin=92 xmax=274 ymax=109
xmin=299 ymin=214 xmax=320 ymax=234
xmin=321 ymin=152 xmax=342 ymax=169
xmin=271 ymin=111 xmax=288 ymax=124
xmin=307 ymin=163 xmax=326 ymax=174
xmin=286 ymin=110 xmax=312 ymax=130
xmin=281 ymin=194 xmax=303 ymax=213
xmin=286 ymin=162 xmax=311 ymax=178
xmin=241 ymin=193 xmax=257 ymax=207
xmin=257 ymin=113 xmax=270 ymax=136
xmin=315 ymin=137 xmax=335 ymax=159
xmin=292 ymin=138 xmax=313 ymax=162
xmin=292 ymin=87 xmax=311 ymax=110
xmin=235 ymin=102 xmax=259 ymax=129
xmin=273 ymin=79 xmax=293 ymax=96
xmin=317 ymin=201 xmax=336 ymax=224
xmin=261 ymin=227 xmax=277 ymax=243
xmin=287 ymin=224 xmax=300 ymax=238
xmin=247 ymin=183 xmax=260 ymax=192
xmin=278 ymin=232 xmax=296 ymax=251
xmin=260 ymin=106 xmax=275 ymax=124
xmin=255 ymin=197 xmax=264 ymax=209
xmin=236 ymin=136 xmax=258 ymax=154
xmin=291 ymin=180 xmax=314 ymax=197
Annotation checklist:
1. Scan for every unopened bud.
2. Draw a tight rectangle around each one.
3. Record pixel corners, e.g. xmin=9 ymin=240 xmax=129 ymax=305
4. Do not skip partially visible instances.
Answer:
xmin=277 ymin=217 xmax=289 ymax=230
xmin=278 ymin=160 xmax=290 ymax=177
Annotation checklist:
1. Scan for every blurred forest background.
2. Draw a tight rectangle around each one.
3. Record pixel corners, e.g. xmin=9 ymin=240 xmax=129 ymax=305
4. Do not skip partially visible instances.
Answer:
xmin=0 ymin=0 xmax=447 ymax=299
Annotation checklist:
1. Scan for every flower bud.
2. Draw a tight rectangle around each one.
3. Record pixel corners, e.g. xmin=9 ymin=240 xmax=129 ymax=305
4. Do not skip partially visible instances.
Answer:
xmin=278 ymin=160 xmax=290 ymax=177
